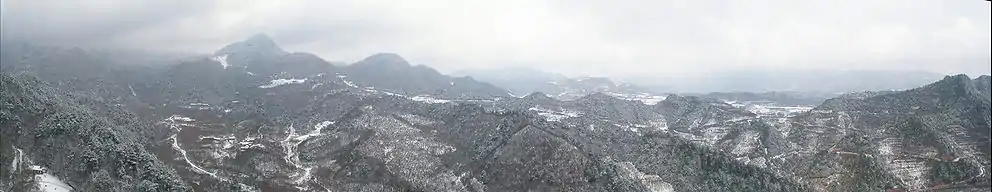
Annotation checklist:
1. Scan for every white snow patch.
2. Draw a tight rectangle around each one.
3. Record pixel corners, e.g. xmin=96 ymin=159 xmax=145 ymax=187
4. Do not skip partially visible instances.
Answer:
xmin=128 ymin=84 xmax=138 ymax=97
xmin=743 ymin=104 xmax=813 ymax=118
xmin=171 ymin=134 xmax=221 ymax=179
xmin=282 ymin=124 xmax=324 ymax=171
xmin=697 ymin=127 xmax=729 ymax=146
xmin=162 ymin=115 xmax=196 ymax=128
xmin=359 ymin=86 xmax=407 ymax=97
xmin=239 ymin=136 xmax=265 ymax=150
xmin=11 ymin=147 xmax=24 ymax=172
xmin=772 ymin=151 xmax=799 ymax=160
xmin=259 ymin=78 xmax=307 ymax=88
xmin=9 ymin=147 xmax=74 ymax=192
xmin=212 ymin=54 xmax=230 ymax=69
xmin=201 ymin=135 xmax=237 ymax=159
xmin=648 ymin=119 xmax=669 ymax=132
xmin=165 ymin=115 xmax=195 ymax=122
xmin=314 ymin=121 xmax=335 ymax=131
xmin=282 ymin=123 xmax=334 ymax=190
xmin=877 ymin=137 xmax=930 ymax=190
xmin=32 ymin=167 xmax=73 ymax=192
xmin=617 ymin=162 xmax=674 ymax=192
xmin=411 ymin=95 xmax=450 ymax=104
xmin=637 ymin=96 xmax=667 ymax=105
xmin=336 ymin=75 xmax=365 ymax=89
xmin=528 ymin=106 xmax=582 ymax=122
xmin=607 ymin=92 xmax=668 ymax=105
xmin=730 ymin=131 xmax=761 ymax=155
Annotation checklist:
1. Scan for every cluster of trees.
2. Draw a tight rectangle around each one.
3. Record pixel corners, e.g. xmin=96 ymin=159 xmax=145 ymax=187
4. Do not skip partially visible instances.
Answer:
xmin=1 ymin=74 xmax=191 ymax=191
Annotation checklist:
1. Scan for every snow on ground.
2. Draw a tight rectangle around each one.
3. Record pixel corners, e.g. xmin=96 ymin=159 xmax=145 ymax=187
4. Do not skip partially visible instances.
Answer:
xmin=636 ymin=96 xmax=668 ymax=105
xmin=338 ymin=75 xmax=360 ymax=88
xmin=359 ymin=86 xmax=407 ymax=97
xmin=617 ymin=161 xmax=674 ymax=192
xmin=411 ymin=95 xmax=451 ymax=104
xmin=507 ymin=92 xmax=526 ymax=98
xmin=315 ymin=121 xmax=335 ymax=131
xmin=648 ymin=119 xmax=669 ymax=132
xmin=334 ymin=74 xmax=411 ymax=98
xmin=281 ymin=121 xmax=336 ymax=190
xmin=726 ymin=100 xmax=813 ymax=118
xmin=353 ymin=114 xmax=463 ymax=191
xmin=730 ymin=131 xmax=761 ymax=155
xmin=165 ymin=115 xmax=195 ymax=122
xmin=699 ymin=126 xmax=729 ymax=146
xmin=160 ymin=115 xmax=223 ymax=180
xmin=11 ymin=147 xmax=24 ymax=172
xmin=171 ymin=134 xmax=221 ymax=179
xmin=163 ymin=115 xmax=196 ymax=127
xmin=201 ymin=135 xmax=237 ymax=159
xmin=528 ymin=106 xmax=582 ymax=122
xmin=10 ymin=147 xmax=74 ymax=192
xmin=605 ymin=92 xmax=667 ymax=105
xmin=181 ymin=103 xmax=216 ymax=110
xmin=29 ymin=166 xmax=73 ymax=192
xmin=239 ymin=136 xmax=265 ymax=150
xmin=212 ymin=54 xmax=230 ymax=69
xmin=128 ymin=84 xmax=138 ymax=97
xmin=259 ymin=78 xmax=307 ymax=88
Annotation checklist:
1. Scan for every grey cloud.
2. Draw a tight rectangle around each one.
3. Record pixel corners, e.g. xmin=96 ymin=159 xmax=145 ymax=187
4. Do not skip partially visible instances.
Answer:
xmin=1 ymin=0 xmax=989 ymax=77
xmin=1 ymin=0 xmax=219 ymax=46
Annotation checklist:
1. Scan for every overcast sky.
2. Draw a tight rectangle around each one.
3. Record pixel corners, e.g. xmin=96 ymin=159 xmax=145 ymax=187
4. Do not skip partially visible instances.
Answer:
xmin=2 ymin=0 xmax=990 ymax=78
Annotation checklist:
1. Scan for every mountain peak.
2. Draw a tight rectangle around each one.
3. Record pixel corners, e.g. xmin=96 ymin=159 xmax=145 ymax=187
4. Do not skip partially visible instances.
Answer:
xmin=934 ymin=74 xmax=973 ymax=88
xmin=911 ymin=73 xmax=987 ymax=102
xmin=946 ymin=74 xmax=971 ymax=81
xmin=215 ymin=33 xmax=286 ymax=56
xmin=976 ymin=75 xmax=992 ymax=99
xmin=975 ymin=75 xmax=990 ymax=81
xmin=363 ymin=52 xmax=408 ymax=64
xmin=245 ymin=33 xmax=278 ymax=46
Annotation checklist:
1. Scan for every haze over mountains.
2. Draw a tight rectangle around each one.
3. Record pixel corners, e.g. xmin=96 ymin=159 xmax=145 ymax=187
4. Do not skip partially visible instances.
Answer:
xmin=456 ymin=67 xmax=949 ymax=95
xmin=1 ymin=33 xmax=990 ymax=192
xmin=3 ymin=0 xmax=990 ymax=191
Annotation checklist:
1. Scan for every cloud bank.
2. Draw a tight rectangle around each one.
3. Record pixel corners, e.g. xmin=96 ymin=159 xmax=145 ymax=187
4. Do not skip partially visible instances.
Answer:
xmin=2 ymin=0 xmax=989 ymax=77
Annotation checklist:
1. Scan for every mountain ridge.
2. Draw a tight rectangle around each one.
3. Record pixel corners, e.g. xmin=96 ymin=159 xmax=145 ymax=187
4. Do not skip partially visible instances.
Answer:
xmin=2 ymin=36 xmax=989 ymax=191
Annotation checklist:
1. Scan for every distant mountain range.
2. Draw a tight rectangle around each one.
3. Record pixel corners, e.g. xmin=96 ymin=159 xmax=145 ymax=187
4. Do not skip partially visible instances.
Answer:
xmin=454 ymin=68 xmax=665 ymax=104
xmin=456 ymin=67 xmax=952 ymax=103
xmin=2 ymin=34 xmax=989 ymax=192
xmin=634 ymin=69 xmax=948 ymax=94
